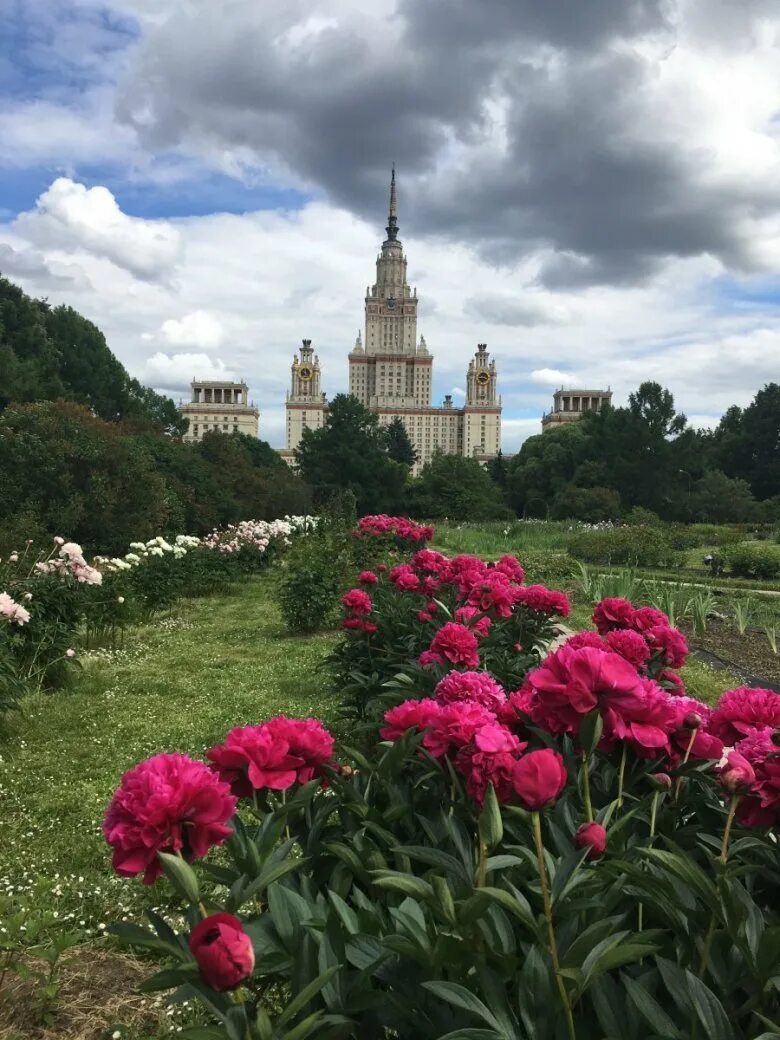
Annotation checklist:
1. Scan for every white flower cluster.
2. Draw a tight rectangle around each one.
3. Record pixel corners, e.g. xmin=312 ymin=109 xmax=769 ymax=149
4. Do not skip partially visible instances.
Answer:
xmin=100 ymin=533 xmax=203 ymax=572
xmin=201 ymin=515 xmax=318 ymax=555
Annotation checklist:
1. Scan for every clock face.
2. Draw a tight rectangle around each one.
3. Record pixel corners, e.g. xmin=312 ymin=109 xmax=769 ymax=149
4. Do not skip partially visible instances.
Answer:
xmin=386 ymin=296 xmax=397 ymax=310
xmin=298 ymin=366 xmax=313 ymax=381
xmin=476 ymin=369 xmax=490 ymax=386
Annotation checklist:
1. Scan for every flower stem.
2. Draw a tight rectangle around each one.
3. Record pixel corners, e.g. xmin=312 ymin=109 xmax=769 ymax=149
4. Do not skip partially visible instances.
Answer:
xmin=617 ymin=744 xmax=627 ymax=808
xmin=638 ymin=790 xmax=661 ymax=933
xmin=580 ymin=750 xmax=594 ymax=822
xmin=532 ymin=812 xmax=576 ymax=1040
xmin=476 ymin=839 xmax=488 ymax=888
xmin=697 ymin=795 xmax=740 ymax=987
xmin=674 ymin=729 xmax=697 ymax=802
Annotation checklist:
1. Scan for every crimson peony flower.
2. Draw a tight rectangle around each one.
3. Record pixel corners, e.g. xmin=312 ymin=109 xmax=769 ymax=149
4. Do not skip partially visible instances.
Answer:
xmin=592 ymin=597 xmax=636 ymax=634
xmin=103 ymin=753 xmax=236 ymax=884
xmin=342 ymin=617 xmax=365 ymax=630
xmin=342 ymin=589 xmax=373 ymax=615
xmin=380 ymin=698 xmax=442 ymax=740
xmin=434 ymin=670 xmax=507 ymax=711
xmin=423 ymin=702 xmax=497 ymax=758
xmin=421 ymin=576 xmax=441 ymax=597
xmin=417 ymin=611 xmax=433 ymax=623
xmin=467 ymin=573 xmax=518 ymax=618
xmin=428 ymin=622 xmax=480 ymax=669
xmin=411 ymin=549 xmax=448 ymax=574
xmin=455 ymin=723 xmax=526 ymax=805
xmin=440 ymin=554 xmax=490 ymax=598
xmin=645 ymin=624 xmax=689 ymax=669
xmin=734 ymin=728 xmax=780 ymax=827
xmin=208 ymin=717 xmax=334 ymax=796
xmin=189 ymin=913 xmax=255 ymax=991
xmin=513 ymin=584 xmax=571 ymax=617
xmin=527 ymin=645 xmax=644 ymax=737
xmin=658 ymin=669 xmax=686 ymax=696
xmin=574 ymin=821 xmax=607 ymax=860
xmin=605 ymin=629 xmax=651 ymax=669
xmin=511 ymin=749 xmax=567 ymax=810
xmin=601 ymin=678 xmax=679 ymax=759
xmin=669 ymin=697 xmax=723 ymax=761
xmin=390 ymin=564 xmax=421 ymax=592
xmin=566 ymin=632 xmax=607 ymax=652
xmin=362 ymin=621 xmax=378 ymax=634
xmin=454 ymin=605 xmax=491 ymax=638
xmin=358 ymin=570 xmax=378 ymax=585
xmin=717 ymin=750 xmax=756 ymax=794
xmin=493 ymin=553 xmax=525 ymax=583
xmin=630 ymin=606 xmax=669 ymax=633
xmin=709 ymin=687 xmax=780 ymax=745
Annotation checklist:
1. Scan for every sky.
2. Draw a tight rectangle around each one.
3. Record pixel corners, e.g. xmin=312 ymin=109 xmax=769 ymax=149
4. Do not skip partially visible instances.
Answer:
xmin=1 ymin=0 xmax=780 ymax=451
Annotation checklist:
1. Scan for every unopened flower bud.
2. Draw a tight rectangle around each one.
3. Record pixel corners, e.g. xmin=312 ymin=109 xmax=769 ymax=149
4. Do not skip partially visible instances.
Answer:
xmin=339 ymin=764 xmax=355 ymax=778
xmin=718 ymin=751 xmax=755 ymax=793
xmin=54 ymin=536 xmax=65 ymax=545
xmin=117 ymin=596 xmax=125 ymax=604
xmin=683 ymin=712 xmax=702 ymax=729
xmin=25 ymin=539 xmax=33 ymax=545
xmin=65 ymin=648 xmax=76 ymax=658
xmin=9 ymin=553 xmax=18 ymax=563
xmin=649 ymin=772 xmax=672 ymax=790
xmin=24 ymin=593 xmax=32 ymax=602
xmin=574 ymin=821 xmax=607 ymax=860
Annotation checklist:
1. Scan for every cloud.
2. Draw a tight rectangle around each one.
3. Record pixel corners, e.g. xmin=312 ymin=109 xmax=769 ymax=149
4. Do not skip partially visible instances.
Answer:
xmin=530 ymin=368 xmax=580 ymax=387
xmin=15 ymin=178 xmax=182 ymax=280
xmin=112 ymin=0 xmax=780 ymax=287
xmin=0 ymin=243 xmax=90 ymax=289
xmin=141 ymin=352 xmax=236 ymax=393
xmin=152 ymin=311 xmax=225 ymax=349
xmin=467 ymin=294 xmax=571 ymax=327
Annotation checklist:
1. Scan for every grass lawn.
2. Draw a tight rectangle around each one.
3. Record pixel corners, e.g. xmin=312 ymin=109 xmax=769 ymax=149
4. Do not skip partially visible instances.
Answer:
xmin=0 ymin=577 xmax=338 ymax=952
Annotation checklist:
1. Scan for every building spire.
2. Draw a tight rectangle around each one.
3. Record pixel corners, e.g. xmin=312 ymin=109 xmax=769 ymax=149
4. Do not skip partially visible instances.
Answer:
xmin=386 ymin=164 xmax=399 ymax=241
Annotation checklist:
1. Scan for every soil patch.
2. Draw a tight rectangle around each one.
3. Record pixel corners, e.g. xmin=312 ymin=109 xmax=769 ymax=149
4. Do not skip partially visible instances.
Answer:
xmin=682 ymin=617 xmax=780 ymax=690
xmin=0 ymin=948 xmax=171 ymax=1040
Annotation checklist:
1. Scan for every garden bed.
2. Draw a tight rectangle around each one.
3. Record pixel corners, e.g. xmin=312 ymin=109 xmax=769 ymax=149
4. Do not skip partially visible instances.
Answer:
xmin=682 ymin=617 xmax=780 ymax=689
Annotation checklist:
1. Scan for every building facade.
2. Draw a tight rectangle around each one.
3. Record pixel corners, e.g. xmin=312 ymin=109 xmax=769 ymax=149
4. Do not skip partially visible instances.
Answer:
xmin=181 ymin=380 xmax=259 ymax=443
xmin=541 ymin=388 xmax=612 ymax=431
xmin=283 ymin=170 xmax=501 ymax=475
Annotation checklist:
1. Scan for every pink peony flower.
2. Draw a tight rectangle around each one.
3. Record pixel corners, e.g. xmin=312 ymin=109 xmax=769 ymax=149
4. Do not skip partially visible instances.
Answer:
xmin=493 ymin=554 xmax=525 ymax=583
xmin=358 ymin=570 xmax=378 ymax=585
xmin=593 ymin=597 xmax=636 ymax=634
xmin=390 ymin=564 xmax=421 ymax=592
xmin=208 ymin=717 xmax=334 ymax=796
xmin=566 ymin=632 xmax=607 ymax=651
xmin=467 ymin=573 xmax=518 ymax=618
xmin=0 ymin=592 xmax=31 ymax=625
xmin=380 ymin=698 xmax=442 ymax=740
xmin=411 ymin=549 xmax=448 ymax=574
xmin=513 ymin=584 xmax=571 ymax=617
xmin=190 ymin=913 xmax=255 ymax=991
xmin=600 ymin=679 xmax=679 ymax=759
xmin=717 ymin=750 xmax=756 ymax=794
xmin=605 ymin=629 xmax=651 ymax=668
xmin=511 ymin=749 xmax=567 ymax=810
xmin=434 ymin=670 xmax=507 ymax=711
xmin=455 ymin=723 xmax=527 ymax=805
xmin=734 ymin=728 xmax=780 ymax=827
xmin=342 ymin=589 xmax=373 ymax=616
xmin=645 ymin=624 xmax=689 ymax=669
xmin=709 ymin=688 xmax=780 ymax=745
xmin=527 ymin=645 xmax=643 ymax=737
xmin=423 ymin=702 xmax=497 ymax=758
xmin=103 ymin=753 xmax=236 ymax=884
xmin=417 ymin=611 xmax=433 ymax=623
xmin=454 ymin=605 xmax=491 ymax=638
xmin=574 ymin=821 xmax=607 ymax=860
xmin=630 ymin=606 xmax=670 ymax=633
xmin=428 ymin=623 xmax=480 ymax=669
xmin=669 ymin=697 xmax=723 ymax=761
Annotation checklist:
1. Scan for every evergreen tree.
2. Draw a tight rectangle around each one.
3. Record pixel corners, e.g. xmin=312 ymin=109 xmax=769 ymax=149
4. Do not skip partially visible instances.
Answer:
xmin=385 ymin=415 xmax=418 ymax=468
xmin=486 ymin=449 xmax=509 ymax=490
xmin=407 ymin=453 xmax=511 ymax=520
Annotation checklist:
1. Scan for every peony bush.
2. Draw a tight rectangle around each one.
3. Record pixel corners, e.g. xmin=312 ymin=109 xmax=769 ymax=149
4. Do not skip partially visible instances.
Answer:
xmin=105 ymin=524 xmax=780 ymax=1040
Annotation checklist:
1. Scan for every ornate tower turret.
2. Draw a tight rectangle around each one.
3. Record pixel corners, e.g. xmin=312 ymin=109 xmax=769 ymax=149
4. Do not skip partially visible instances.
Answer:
xmin=463 ymin=344 xmax=501 ymax=461
xmin=284 ymin=338 xmax=327 ymax=456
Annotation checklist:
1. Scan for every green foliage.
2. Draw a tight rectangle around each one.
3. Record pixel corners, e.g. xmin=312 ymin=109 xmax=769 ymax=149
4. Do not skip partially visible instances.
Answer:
xmin=567 ymin=525 xmax=678 ymax=568
xmin=691 ymin=470 xmax=758 ymax=523
xmin=517 ymin=549 xmax=581 ymax=590
xmin=384 ymin=415 xmax=418 ymax=468
xmin=276 ymin=530 xmax=353 ymax=633
xmin=726 ymin=541 xmax=780 ymax=580
xmin=551 ymin=484 xmax=621 ymax=522
xmin=296 ymin=394 xmax=407 ymax=514
xmin=713 ymin=383 xmax=780 ymax=501
xmin=407 ymin=453 xmax=512 ymax=520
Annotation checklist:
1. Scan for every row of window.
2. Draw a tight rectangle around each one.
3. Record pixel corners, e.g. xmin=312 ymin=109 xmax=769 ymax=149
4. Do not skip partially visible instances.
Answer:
xmin=193 ymin=423 xmax=239 ymax=434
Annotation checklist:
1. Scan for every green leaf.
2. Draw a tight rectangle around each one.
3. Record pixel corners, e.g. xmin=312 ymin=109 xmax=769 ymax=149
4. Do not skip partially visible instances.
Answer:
xmin=158 ymin=852 xmax=201 ymax=905
xmin=436 ymin=1031 xmax=504 ymax=1039
xmin=280 ymin=1011 xmax=324 ymax=1040
xmin=591 ymin=975 xmax=628 ymax=1040
xmin=623 ymin=974 xmax=682 ymax=1038
xmin=432 ymin=874 xmax=456 ymax=924
xmin=392 ymin=844 xmax=470 ymax=885
xmin=138 ymin=964 xmax=200 ymax=993
xmin=371 ymin=872 xmax=434 ymax=901
xmin=579 ymin=709 xmax=603 ymax=756
xmin=278 ymin=966 xmax=341 ymax=1026
xmin=585 ymin=941 xmax=659 ymax=984
xmin=178 ymin=1029 xmax=227 ymax=1039
xmin=684 ymin=970 xmax=736 ymax=1040
xmin=656 ymin=956 xmax=693 ymax=1017
xmin=106 ymin=921 xmax=180 ymax=956
xmin=476 ymin=886 xmax=537 ymax=935
xmin=327 ymin=890 xmax=359 ymax=935
xmin=641 ymin=847 xmax=717 ymax=906
xmin=235 ymin=855 xmax=304 ymax=909
xmin=478 ymin=784 xmax=504 ymax=851
xmin=421 ymin=981 xmax=505 ymax=1035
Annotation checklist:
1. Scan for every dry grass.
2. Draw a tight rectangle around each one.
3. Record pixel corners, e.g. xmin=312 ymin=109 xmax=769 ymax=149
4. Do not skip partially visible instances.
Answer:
xmin=0 ymin=948 xmax=171 ymax=1040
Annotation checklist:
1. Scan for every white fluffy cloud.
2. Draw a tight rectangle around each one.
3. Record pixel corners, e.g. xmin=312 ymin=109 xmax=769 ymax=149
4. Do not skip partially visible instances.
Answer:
xmin=15 ymin=178 xmax=182 ymax=280
xmin=142 ymin=352 xmax=236 ymax=394
xmin=530 ymin=368 xmax=580 ymax=387
xmin=152 ymin=311 xmax=226 ymax=349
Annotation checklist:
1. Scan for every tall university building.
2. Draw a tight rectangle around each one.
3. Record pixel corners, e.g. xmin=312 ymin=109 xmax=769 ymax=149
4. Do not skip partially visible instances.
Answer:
xmin=279 ymin=170 xmax=501 ymax=475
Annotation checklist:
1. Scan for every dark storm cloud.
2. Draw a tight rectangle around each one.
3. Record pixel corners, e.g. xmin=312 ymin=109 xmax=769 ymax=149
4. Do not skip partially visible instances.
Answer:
xmin=116 ymin=0 xmax=780 ymax=288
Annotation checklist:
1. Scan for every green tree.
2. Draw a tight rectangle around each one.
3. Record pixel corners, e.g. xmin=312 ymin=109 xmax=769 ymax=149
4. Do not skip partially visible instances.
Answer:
xmin=690 ymin=470 xmax=758 ymax=523
xmin=712 ymin=383 xmax=780 ymax=500
xmin=295 ymin=394 xmax=407 ymax=513
xmin=486 ymin=449 xmax=509 ymax=491
xmin=506 ymin=424 xmax=588 ymax=517
xmin=384 ymin=416 xmax=418 ymax=468
xmin=407 ymin=452 xmax=511 ymax=520
xmin=551 ymin=484 xmax=622 ymax=522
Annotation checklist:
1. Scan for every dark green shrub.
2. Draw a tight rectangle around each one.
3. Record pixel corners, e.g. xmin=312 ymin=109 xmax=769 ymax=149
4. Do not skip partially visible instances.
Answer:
xmin=276 ymin=530 xmax=353 ymax=633
xmin=726 ymin=541 xmax=780 ymax=580
xmin=622 ymin=506 xmax=660 ymax=526
xmin=519 ymin=548 xmax=580 ymax=590
xmin=566 ymin=525 xmax=676 ymax=568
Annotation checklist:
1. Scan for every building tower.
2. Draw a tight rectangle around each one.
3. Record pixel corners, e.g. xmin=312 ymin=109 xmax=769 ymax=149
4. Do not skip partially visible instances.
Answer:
xmin=541 ymin=387 xmax=612 ymax=430
xmin=463 ymin=344 xmax=501 ymax=461
xmin=281 ymin=339 xmax=328 ymax=464
xmin=180 ymin=380 xmax=259 ymax=442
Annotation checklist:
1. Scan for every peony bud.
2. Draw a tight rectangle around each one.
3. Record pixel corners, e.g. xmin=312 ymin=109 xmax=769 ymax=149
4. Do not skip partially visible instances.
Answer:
xmin=24 ymin=593 xmax=32 ymax=602
xmin=718 ymin=751 xmax=756 ymax=793
xmin=189 ymin=913 xmax=255 ymax=991
xmin=54 ymin=536 xmax=65 ymax=545
xmin=117 ymin=596 xmax=125 ymax=604
xmin=417 ymin=611 xmax=432 ymax=623
xmin=574 ymin=821 xmax=607 ymax=860
xmin=339 ymin=764 xmax=355 ymax=778
xmin=683 ymin=712 xmax=702 ymax=729
xmin=9 ymin=553 xmax=18 ymax=563
xmin=649 ymin=772 xmax=672 ymax=790
xmin=25 ymin=539 xmax=33 ymax=545
xmin=511 ymin=749 xmax=567 ymax=810
xmin=65 ymin=648 xmax=76 ymax=658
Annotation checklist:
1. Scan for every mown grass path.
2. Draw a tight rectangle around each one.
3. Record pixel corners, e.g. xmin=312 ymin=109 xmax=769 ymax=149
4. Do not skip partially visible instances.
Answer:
xmin=0 ymin=577 xmax=338 ymax=948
